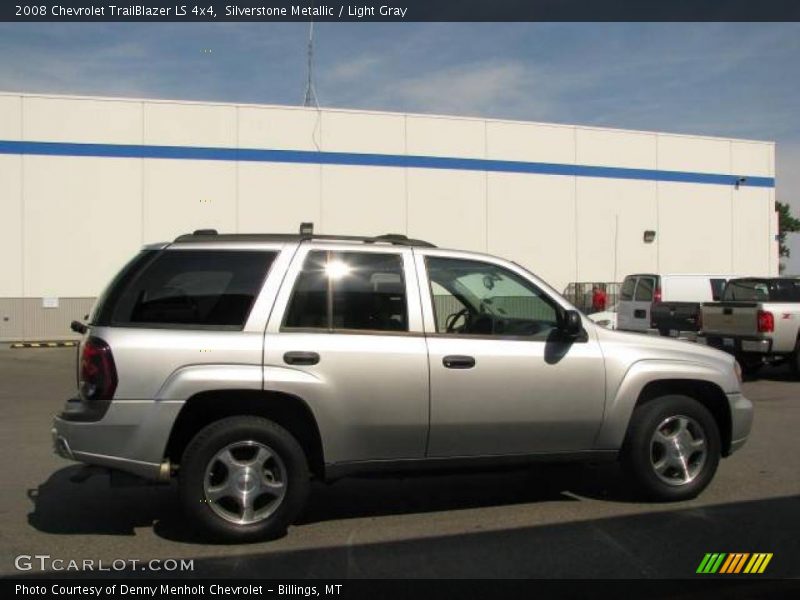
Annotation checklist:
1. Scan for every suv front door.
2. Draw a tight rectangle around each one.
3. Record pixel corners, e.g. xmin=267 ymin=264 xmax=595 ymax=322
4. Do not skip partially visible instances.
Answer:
xmin=417 ymin=253 xmax=606 ymax=457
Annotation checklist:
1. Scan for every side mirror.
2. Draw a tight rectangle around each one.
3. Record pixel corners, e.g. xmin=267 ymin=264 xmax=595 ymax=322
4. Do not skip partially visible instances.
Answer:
xmin=561 ymin=310 xmax=582 ymax=338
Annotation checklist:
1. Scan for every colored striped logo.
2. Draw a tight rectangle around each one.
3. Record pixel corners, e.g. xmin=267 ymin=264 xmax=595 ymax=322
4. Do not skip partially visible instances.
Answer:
xmin=696 ymin=553 xmax=773 ymax=574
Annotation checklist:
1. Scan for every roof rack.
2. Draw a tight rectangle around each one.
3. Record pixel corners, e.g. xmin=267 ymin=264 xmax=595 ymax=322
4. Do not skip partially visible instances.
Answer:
xmin=173 ymin=228 xmax=436 ymax=248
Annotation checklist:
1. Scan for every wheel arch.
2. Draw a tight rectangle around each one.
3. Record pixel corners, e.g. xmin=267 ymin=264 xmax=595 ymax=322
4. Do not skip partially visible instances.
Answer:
xmin=596 ymin=360 xmax=734 ymax=456
xmin=631 ymin=380 xmax=732 ymax=456
xmin=164 ymin=389 xmax=325 ymax=478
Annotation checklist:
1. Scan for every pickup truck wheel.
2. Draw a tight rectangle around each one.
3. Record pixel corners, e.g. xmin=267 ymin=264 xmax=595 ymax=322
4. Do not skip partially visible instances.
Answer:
xmin=179 ymin=416 xmax=310 ymax=542
xmin=738 ymin=359 xmax=762 ymax=379
xmin=622 ymin=395 xmax=720 ymax=502
xmin=792 ymin=339 xmax=800 ymax=376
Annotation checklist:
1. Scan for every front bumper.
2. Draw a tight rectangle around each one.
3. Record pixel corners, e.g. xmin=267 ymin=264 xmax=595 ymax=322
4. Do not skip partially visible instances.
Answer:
xmin=51 ymin=397 xmax=183 ymax=481
xmin=727 ymin=391 xmax=754 ymax=455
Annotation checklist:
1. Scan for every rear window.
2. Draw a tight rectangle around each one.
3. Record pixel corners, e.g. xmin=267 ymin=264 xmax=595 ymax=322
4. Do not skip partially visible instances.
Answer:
xmin=95 ymin=250 xmax=276 ymax=329
xmin=634 ymin=277 xmax=655 ymax=302
xmin=723 ymin=280 xmax=770 ymax=302
xmin=620 ymin=277 xmax=636 ymax=301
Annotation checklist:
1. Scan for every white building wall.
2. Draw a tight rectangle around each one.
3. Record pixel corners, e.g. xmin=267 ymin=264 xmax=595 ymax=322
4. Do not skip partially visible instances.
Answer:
xmin=0 ymin=154 xmax=22 ymax=297
xmin=575 ymin=178 xmax=659 ymax=282
xmin=0 ymin=92 xmax=778 ymax=340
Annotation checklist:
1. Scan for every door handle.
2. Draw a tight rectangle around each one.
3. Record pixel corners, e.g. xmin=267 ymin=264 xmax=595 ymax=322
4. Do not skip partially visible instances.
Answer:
xmin=443 ymin=355 xmax=476 ymax=369
xmin=283 ymin=351 xmax=320 ymax=366
xmin=634 ymin=309 xmax=646 ymax=318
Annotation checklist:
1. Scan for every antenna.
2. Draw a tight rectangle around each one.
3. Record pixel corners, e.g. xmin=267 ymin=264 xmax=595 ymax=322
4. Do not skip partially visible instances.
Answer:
xmin=303 ymin=20 xmax=319 ymax=108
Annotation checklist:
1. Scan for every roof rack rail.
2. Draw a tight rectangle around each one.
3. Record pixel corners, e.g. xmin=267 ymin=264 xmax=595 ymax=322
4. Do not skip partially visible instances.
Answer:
xmin=172 ymin=231 xmax=436 ymax=248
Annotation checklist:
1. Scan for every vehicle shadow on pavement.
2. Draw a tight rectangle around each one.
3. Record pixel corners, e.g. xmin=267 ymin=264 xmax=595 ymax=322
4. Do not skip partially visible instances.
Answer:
xmin=21 ymin=493 xmax=800 ymax=579
xmin=27 ymin=465 xmax=178 ymax=537
xmin=164 ymin=494 xmax=800 ymax=579
xmin=27 ymin=462 xmax=637 ymax=543
xmin=744 ymin=363 xmax=797 ymax=383
xmin=295 ymin=462 xmax=637 ymax=526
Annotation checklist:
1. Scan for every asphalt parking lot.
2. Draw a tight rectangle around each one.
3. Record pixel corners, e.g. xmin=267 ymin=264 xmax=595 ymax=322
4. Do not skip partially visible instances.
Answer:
xmin=1 ymin=346 xmax=798 ymax=579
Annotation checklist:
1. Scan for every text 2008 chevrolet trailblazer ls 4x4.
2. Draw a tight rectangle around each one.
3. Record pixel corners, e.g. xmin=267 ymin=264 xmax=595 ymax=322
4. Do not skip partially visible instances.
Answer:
xmin=53 ymin=228 xmax=753 ymax=541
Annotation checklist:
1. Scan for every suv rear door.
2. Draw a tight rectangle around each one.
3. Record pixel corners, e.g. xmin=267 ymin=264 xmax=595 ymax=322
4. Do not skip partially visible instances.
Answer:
xmin=416 ymin=251 xmax=606 ymax=456
xmin=264 ymin=245 xmax=429 ymax=465
xmin=88 ymin=244 xmax=283 ymax=401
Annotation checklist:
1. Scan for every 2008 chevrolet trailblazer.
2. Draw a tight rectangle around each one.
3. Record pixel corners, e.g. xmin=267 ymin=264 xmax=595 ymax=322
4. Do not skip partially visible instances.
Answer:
xmin=52 ymin=227 xmax=753 ymax=541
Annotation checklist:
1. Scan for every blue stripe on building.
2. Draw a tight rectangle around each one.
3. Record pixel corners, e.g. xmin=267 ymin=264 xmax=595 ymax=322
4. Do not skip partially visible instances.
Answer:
xmin=0 ymin=139 xmax=775 ymax=188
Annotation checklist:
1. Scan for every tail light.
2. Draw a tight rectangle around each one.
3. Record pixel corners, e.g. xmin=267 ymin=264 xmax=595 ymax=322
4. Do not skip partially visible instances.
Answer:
xmin=79 ymin=337 xmax=118 ymax=401
xmin=757 ymin=310 xmax=774 ymax=333
xmin=650 ymin=287 xmax=662 ymax=328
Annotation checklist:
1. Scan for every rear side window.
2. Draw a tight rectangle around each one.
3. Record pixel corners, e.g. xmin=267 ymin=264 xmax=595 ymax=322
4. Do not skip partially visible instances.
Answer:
xmin=90 ymin=250 xmax=157 ymax=324
xmin=620 ymin=277 xmax=636 ymax=301
xmin=771 ymin=280 xmax=800 ymax=301
xmin=634 ymin=277 xmax=655 ymax=301
xmin=283 ymin=251 xmax=408 ymax=332
xmin=101 ymin=250 xmax=276 ymax=329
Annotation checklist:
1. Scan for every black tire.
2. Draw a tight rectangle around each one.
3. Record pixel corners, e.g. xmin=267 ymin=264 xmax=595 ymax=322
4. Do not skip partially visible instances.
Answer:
xmin=739 ymin=359 xmax=762 ymax=379
xmin=179 ymin=416 xmax=310 ymax=542
xmin=621 ymin=395 xmax=721 ymax=502
xmin=791 ymin=338 xmax=800 ymax=378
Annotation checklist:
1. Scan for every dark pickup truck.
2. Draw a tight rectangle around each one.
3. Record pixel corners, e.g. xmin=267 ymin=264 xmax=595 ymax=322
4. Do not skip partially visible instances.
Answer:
xmin=651 ymin=301 xmax=703 ymax=338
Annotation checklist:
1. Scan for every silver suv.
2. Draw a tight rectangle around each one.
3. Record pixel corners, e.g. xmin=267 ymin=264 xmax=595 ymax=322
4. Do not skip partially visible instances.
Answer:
xmin=52 ymin=228 xmax=753 ymax=541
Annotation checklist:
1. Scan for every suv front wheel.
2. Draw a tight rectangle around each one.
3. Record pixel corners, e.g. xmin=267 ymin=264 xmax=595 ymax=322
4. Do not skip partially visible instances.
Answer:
xmin=179 ymin=416 xmax=310 ymax=541
xmin=622 ymin=395 xmax=721 ymax=501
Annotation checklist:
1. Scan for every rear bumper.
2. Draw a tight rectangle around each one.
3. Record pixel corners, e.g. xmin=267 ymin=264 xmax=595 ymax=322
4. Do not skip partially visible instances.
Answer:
xmin=699 ymin=335 xmax=772 ymax=355
xmin=51 ymin=397 xmax=183 ymax=481
xmin=727 ymin=392 xmax=753 ymax=455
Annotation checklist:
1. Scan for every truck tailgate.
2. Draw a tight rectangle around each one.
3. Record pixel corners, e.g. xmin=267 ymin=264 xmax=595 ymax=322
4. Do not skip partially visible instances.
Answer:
xmin=651 ymin=302 xmax=701 ymax=333
xmin=701 ymin=302 xmax=759 ymax=336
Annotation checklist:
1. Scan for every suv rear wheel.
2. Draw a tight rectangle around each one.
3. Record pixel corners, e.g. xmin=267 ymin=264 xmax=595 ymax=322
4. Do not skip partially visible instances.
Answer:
xmin=179 ymin=416 xmax=310 ymax=541
xmin=622 ymin=395 xmax=720 ymax=501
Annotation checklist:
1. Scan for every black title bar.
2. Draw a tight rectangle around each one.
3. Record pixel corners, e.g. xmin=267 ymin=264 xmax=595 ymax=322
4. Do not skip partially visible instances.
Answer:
xmin=6 ymin=579 xmax=800 ymax=599
xmin=3 ymin=0 xmax=800 ymax=22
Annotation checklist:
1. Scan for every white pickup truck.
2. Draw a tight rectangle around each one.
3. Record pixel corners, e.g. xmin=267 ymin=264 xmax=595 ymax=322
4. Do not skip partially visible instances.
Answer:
xmin=699 ymin=277 xmax=800 ymax=375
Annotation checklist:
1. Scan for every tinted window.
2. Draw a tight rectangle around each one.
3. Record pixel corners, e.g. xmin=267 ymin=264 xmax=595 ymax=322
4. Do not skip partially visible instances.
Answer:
xmin=91 ymin=250 xmax=157 ymax=325
xmin=771 ymin=280 xmax=800 ymax=301
xmin=620 ymin=277 xmax=636 ymax=301
xmin=109 ymin=250 xmax=276 ymax=328
xmin=634 ymin=278 xmax=655 ymax=301
xmin=284 ymin=251 xmax=408 ymax=332
xmin=426 ymin=257 xmax=559 ymax=338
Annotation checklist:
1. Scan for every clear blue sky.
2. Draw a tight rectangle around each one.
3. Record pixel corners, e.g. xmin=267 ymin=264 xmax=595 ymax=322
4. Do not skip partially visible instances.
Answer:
xmin=1 ymin=23 xmax=798 ymax=272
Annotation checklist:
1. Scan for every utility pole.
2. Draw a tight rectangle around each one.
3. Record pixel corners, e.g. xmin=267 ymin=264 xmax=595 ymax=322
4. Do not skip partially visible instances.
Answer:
xmin=303 ymin=21 xmax=319 ymax=108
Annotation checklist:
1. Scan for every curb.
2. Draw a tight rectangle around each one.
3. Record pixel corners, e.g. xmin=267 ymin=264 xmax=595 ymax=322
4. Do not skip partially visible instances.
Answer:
xmin=9 ymin=341 xmax=78 ymax=348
